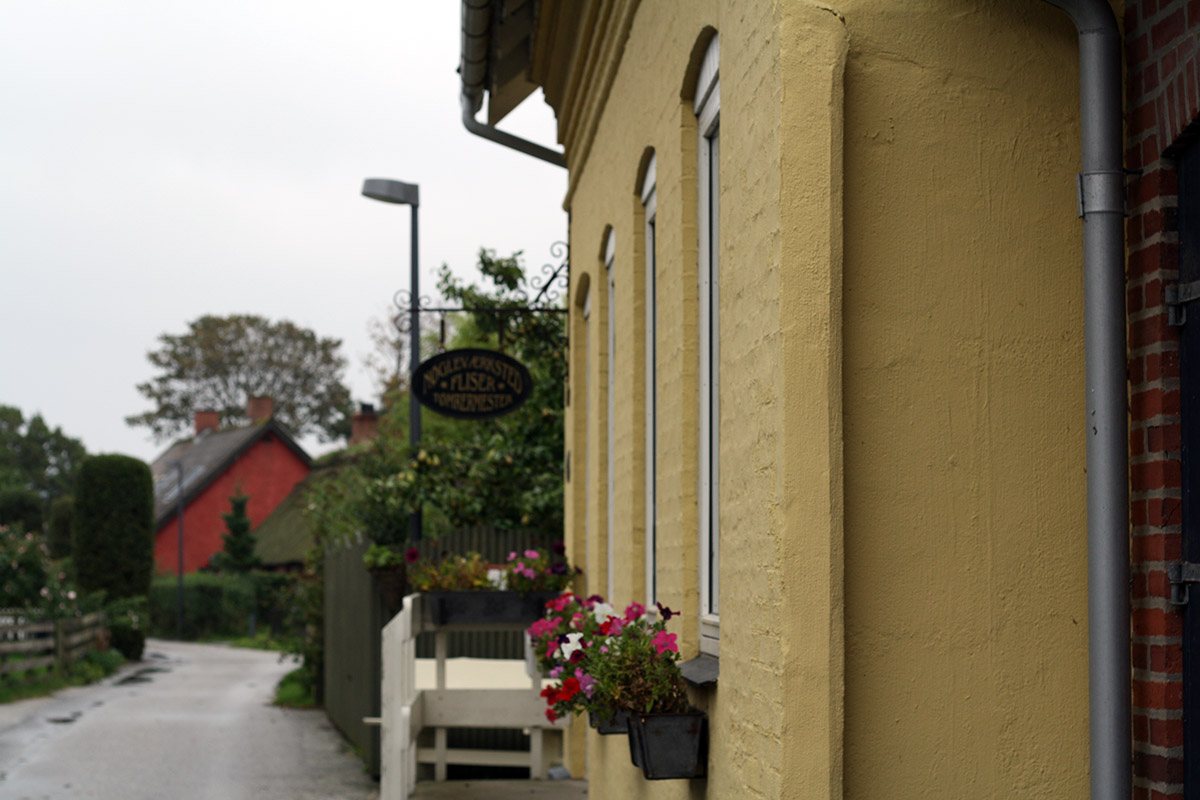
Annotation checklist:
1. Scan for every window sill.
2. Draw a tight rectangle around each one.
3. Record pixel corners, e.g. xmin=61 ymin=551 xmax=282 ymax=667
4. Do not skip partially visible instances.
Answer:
xmin=679 ymin=653 xmax=719 ymax=687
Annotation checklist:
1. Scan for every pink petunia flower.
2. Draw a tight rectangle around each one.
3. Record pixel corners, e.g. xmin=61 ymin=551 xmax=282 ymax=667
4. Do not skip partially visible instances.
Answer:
xmin=651 ymin=631 xmax=678 ymax=656
xmin=624 ymin=602 xmax=646 ymax=621
xmin=525 ymin=549 xmax=540 ymax=559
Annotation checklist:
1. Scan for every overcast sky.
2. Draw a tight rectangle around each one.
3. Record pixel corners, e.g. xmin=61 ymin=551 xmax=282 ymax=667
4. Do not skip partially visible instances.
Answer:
xmin=0 ymin=2 xmax=568 ymax=463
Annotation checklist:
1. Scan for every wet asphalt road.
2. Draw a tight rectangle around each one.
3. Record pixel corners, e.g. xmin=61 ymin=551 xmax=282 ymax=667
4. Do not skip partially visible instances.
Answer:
xmin=0 ymin=639 xmax=378 ymax=800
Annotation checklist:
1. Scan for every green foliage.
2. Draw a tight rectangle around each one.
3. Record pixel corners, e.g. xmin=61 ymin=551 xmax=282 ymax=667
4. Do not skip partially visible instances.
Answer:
xmin=0 ymin=405 xmax=87 ymax=505
xmin=0 ymin=524 xmax=86 ymax=617
xmin=72 ymin=455 xmax=154 ymax=603
xmin=0 ymin=488 xmax=43 ymax=534
xmin=352 ymin=249 xmax=566 ymax=544
xmin=362 ymin=543 xmax=407 ymax=570
xmin=280 ymin=549 xmax=323 ymax=704
xmin=148 ymin=573 xmax=256 ymax=640
xmin=406 ymin=551 xmax=491 ymax=591
xmin=0 ymin=648 xmax=124 ymax=705
xmin=105 ymin=595 xmax=148 ymax=661
xmin=274 ymin=666 xmax=318 ymax=708
xmin=125 ymin=314 xmax=353 ymax=443
xmin=45 ymin=495 xmax=73 ymax=559
xmin=210 ymin=493 xmax=262 ymax=573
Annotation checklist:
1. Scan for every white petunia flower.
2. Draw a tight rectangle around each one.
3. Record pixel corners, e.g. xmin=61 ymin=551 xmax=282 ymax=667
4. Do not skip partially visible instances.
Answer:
xmin=590 ymin=602 xmax=615 ymax=622
xmin=560 ymin=632 xmax=585 ymax=660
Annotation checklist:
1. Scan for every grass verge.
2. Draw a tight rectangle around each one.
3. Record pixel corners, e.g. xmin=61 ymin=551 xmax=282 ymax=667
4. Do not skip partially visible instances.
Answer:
xmin=0 ymin=649 xmax=125 ymax=705
xmin=274 ymin=666 xmax=318 ymax=708
xmin=227 ymin=631 xmax=291 ymax=651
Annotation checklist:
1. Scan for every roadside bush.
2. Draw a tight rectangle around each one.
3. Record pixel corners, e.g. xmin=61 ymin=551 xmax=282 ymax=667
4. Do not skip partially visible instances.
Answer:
xmin=149 ymin=573 xmax=256 ymax=640
xmin=72 ymin=455 xmax=154 ymax=601
xmin=0 ymin=488 xmax=44 ymax=534
xmin=106 ymin=596 xmax=148 ymax=660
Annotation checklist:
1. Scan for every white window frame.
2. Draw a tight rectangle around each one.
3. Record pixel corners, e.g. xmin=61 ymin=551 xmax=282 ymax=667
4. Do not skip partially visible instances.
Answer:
xmin=642 ymin=155 xmax=658 ymax=608
xmin=605 ymin=230 xmax=616 ymax=603
xmin=695 ymin=35 xmax=720 ymax=655
xmin=582 ymin=283 xmax=591 ymax=583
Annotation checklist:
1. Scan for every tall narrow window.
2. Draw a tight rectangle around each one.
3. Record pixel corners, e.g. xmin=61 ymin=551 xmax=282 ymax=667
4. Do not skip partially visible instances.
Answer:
xmin=582 ymin=283 xmax=592 ymax=585
xmin=605 ymin=230 xmax=616 ymax=603
xmin=642 ymin=155 xmax=658 ymax=607
xmin=695 ymin=35 xmax=720 ymax=653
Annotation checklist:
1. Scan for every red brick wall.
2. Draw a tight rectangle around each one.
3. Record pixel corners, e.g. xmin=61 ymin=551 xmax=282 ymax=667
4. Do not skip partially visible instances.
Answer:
xmin=153 ymin=434 xmax=309 ymax=574
xmin=1125 ymin=2 xmax=1200 ymax=797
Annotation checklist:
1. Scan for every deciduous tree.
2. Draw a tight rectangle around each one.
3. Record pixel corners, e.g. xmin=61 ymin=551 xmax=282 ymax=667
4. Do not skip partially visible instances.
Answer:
xmin=0 ymin=405 xmax=87 ymax=504
xmin=125 ymin=314 xmax=353 ymax=443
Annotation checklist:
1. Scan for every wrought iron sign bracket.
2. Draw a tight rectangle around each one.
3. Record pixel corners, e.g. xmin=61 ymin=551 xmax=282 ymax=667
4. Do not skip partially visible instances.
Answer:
xmin=393 ymin=242 xmax=569 ymax=349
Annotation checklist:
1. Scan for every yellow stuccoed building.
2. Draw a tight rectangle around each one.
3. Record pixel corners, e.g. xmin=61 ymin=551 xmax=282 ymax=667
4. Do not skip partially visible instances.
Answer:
xmin=457 ymin=1 xmax=1120 ymax=797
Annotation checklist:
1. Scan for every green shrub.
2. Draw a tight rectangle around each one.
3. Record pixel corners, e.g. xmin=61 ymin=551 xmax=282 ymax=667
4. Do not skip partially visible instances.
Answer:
xmin=46 ymin=495 xmax=73 ymax=560
xmin=106 ymin=595 xmax=148 ymax=660
xmin=148 ymin=573 xmax=256 ymax=640
xmin=72 ymin=455 xmax=154 ymax=602
xmin=0 ymin=488 xmax=44 ymax=534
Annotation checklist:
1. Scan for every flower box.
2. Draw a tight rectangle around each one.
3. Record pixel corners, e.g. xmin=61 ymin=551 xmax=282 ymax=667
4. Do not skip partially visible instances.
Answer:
xmin=628 ymin=711 xmax=708 ymax=780
xmin=422 ymin=590 xmax=560 ymax=626
xmin=588 ymin=709 xmax=629 ymax=735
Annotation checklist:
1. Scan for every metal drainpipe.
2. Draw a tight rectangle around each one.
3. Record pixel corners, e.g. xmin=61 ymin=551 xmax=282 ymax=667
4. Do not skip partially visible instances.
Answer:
xmin=459 ymin=0 xmax=566 ymax=168
xmin=1041 ymin=1 xmax=1130 ymax=797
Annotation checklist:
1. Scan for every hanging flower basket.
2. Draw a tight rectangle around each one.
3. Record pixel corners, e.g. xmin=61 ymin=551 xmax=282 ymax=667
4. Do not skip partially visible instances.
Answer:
xmin=628 ymin=711 xmax=708 ymax=780
xmin=423 ymin=590 xmax=560 ymax=626
xmin=588 ymin=709 xmax=629 ymax=735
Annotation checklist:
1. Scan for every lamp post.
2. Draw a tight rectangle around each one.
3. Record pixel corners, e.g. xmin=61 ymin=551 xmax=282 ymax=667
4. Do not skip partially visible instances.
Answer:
xmin=166 ymin=459 xmax=184 ymax=639
xmin=362 ymin=178 xmax=422 ymax=542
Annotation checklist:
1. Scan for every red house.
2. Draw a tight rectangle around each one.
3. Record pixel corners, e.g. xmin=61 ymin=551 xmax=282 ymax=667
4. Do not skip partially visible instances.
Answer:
xmin=150 ymin=397 xmax=311 ymax=574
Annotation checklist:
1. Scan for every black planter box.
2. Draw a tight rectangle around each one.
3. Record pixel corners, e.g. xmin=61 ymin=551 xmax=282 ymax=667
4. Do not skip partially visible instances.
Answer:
xmin=629 ymin=711 xmax=708 ymax=780
xmin=422 ymin=590 xmax=560 ymax=626
xmin=589 ymin=709 xmax=629 ymax=735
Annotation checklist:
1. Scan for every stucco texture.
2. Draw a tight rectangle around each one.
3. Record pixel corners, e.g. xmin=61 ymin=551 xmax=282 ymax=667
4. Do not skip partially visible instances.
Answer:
xmin=560 ymin=1 xmax=1094 ymax=797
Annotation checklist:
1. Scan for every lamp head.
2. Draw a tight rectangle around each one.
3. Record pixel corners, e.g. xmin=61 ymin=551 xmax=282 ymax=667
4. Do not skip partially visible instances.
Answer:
xmin=362 ymin=178 xmax=419 ymax=207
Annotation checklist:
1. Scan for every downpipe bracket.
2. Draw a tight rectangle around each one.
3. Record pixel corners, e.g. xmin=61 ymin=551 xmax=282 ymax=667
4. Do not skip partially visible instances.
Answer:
xmin=1076 ymin=170 xmax=1127 ymax=218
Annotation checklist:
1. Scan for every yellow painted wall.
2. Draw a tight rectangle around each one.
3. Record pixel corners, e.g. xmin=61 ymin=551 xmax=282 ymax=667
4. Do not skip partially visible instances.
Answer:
xmin=558 ymin=1 xmax=1096 ymax=797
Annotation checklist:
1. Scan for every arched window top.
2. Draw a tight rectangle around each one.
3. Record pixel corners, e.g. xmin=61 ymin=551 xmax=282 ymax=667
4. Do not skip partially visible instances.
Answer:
xmin=693 ymin=34 xmax=719 ymax=114
xmin=641 ymin=153 xmax=657 ymax=205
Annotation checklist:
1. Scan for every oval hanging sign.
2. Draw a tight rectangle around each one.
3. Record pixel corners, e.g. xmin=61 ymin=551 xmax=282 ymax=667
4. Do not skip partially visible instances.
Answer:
xmin=413 ymin=348 xmax=533 ymax=420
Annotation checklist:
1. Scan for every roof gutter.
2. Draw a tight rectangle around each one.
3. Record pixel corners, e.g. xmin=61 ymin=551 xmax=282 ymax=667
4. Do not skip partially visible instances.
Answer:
xmin=459 ymin=0 xmax=566 ymax=168
xmin=1040 ymin=2 xmax=1130 ymax=797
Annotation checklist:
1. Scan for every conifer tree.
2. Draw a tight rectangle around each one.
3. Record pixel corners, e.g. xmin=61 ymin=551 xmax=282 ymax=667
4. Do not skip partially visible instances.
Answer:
xmin=212 ymin=492 xmax=261 ymax=573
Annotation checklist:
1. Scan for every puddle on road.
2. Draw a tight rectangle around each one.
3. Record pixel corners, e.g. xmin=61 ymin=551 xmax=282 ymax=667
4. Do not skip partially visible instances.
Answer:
xmin=115 ymin=666 xmax=169 ymax=686
xmin=47 ymin=711 xmax=81 ymax=725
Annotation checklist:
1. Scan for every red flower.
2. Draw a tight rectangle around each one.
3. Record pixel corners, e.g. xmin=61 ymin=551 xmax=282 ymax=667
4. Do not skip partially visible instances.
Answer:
xmin=405 ymin=547 xmax=419 ymax=564
xmin=558 ymin=677 xmax=581 ymax=702
xmin=545 ymin=708 xmax=558 ymax=722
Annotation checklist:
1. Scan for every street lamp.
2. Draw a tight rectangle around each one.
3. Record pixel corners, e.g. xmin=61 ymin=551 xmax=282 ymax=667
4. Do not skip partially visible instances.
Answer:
xmin=166 ymin=459 xmax=184 ymax=639
xmin=362 ymin=178 xmax=421 ymax=542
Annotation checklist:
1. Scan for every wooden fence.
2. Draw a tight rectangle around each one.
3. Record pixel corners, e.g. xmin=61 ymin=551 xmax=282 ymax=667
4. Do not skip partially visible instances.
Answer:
xmin=0 ymin=612 xmax=107 ymax=681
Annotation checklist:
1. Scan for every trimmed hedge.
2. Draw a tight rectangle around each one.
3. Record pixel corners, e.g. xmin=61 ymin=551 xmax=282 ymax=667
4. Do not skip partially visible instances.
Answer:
xmin=149 ymin=573 xmax=257 ymax=640
xmin=46 ymin=495 xmax=73 ymax=559
xmin=72 ymin=455 xmax=154 ymax=601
